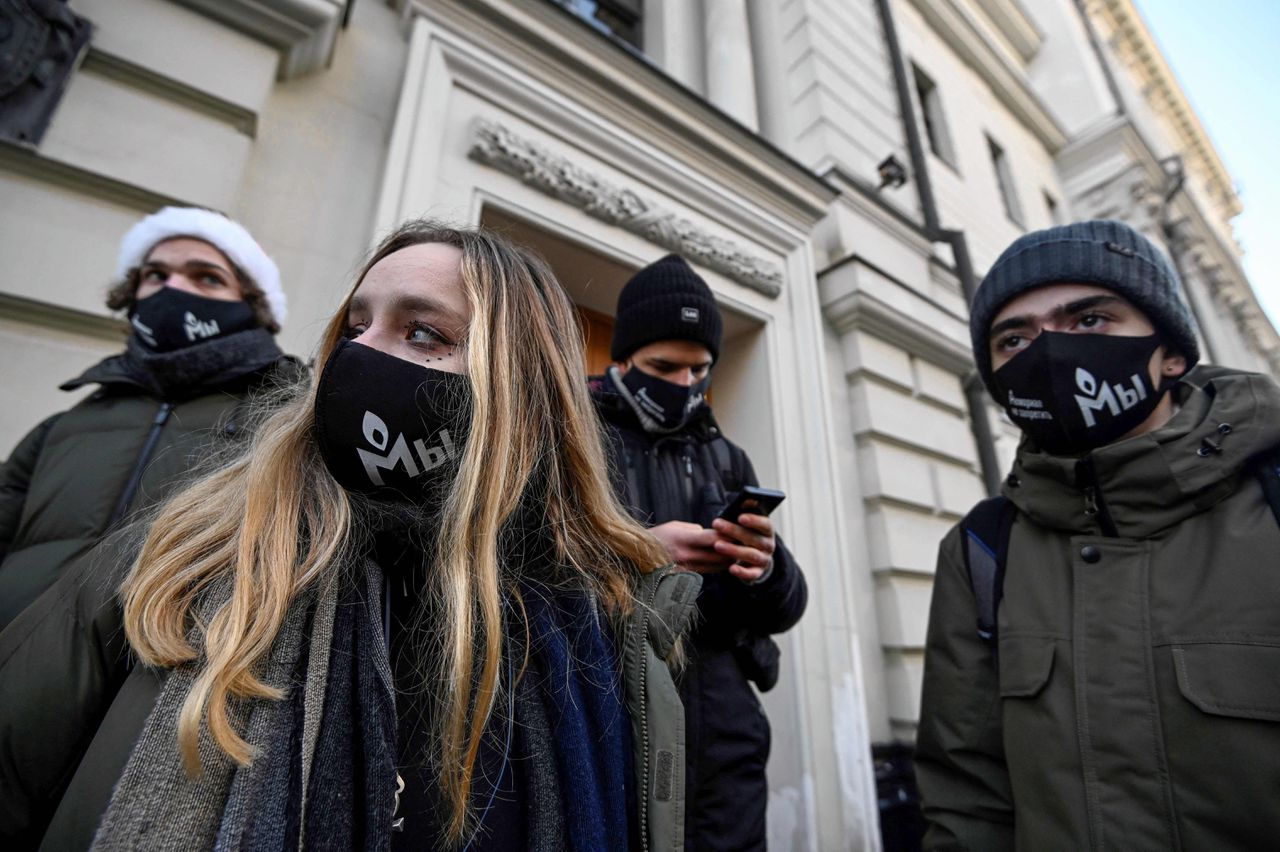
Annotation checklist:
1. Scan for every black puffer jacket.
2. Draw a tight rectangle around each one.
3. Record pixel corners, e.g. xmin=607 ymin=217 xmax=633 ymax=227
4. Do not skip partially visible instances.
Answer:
xmin=0 ymin=330 xmax=297 ymax=629
xmin=592 ymin=376 xmax=808 ymax=852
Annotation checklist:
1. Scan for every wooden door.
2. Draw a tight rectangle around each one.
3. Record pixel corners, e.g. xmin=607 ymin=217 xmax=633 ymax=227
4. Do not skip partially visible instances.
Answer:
xmin=578 ymin=305 xmax=615 ymax=377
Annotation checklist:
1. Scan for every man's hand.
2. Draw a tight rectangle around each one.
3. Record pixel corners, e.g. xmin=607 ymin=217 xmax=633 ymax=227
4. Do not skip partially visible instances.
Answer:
xmin=648 ymin=520 xmax=734 ymax=573
xmin=649 ymin=515 xmax=777 ymax=582
xmin=710 ymin=513 xmax=776 ymax=583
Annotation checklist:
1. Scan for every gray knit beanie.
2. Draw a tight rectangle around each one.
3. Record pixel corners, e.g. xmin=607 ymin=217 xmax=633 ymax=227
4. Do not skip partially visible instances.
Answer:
xmin=970 ymin=219 xmax=1199 ymax=394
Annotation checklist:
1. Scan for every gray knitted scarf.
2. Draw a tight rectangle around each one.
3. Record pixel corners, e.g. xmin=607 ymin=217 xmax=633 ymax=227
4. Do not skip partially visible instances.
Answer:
xmin=91 ymin=569 xmax=345 ymax=851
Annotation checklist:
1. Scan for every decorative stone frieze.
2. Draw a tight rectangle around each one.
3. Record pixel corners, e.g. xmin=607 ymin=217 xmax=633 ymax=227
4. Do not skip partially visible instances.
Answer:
xmin=467 ymin=119 xmax=784 ymax=296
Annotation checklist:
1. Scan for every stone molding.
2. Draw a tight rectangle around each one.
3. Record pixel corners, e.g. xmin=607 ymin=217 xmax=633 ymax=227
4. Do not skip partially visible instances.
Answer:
xmin=172 ymin=0 xmax=343 ymax=79
xmin=971 ymin=0 xmax=1044 ymax=62
xmin=820 ymin=254 xmax=973 ymax=375
xmin=1086 ymin=0 xmax=1240 ymax=220
xmin=467 ymin=118 xmax=784 ymax=297
xmin=904 ymin=0 xmax=1067 ymax=151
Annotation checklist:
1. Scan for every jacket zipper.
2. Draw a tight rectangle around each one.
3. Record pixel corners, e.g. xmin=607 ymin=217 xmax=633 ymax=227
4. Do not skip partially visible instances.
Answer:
xmin=108 ymin=401 xmax=174 ymax=528
xmin=635 ymin=569 xmax=661 ymax=852
xmin=1077 ymin=458 xmax=1119 ymax=537
xmin=682 ymin=452 xmax=695 ymax=508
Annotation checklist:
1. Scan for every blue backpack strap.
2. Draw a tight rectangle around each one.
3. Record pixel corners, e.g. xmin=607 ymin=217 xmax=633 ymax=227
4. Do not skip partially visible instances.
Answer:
xmin=1254 ymin=447 xmax=1280 ymax=528
xmin=959 ymin=496 xmax=1016 ymax=648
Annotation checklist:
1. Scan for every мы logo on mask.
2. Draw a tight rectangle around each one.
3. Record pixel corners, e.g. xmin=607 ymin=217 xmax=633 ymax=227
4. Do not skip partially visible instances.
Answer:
xmin=183 ymin=311 xmax=220 ymax=342
xmin=357 ymin=410 xmax=459 ymax=486
xmin=1073 ymin=367 xmax=1148 ymax=428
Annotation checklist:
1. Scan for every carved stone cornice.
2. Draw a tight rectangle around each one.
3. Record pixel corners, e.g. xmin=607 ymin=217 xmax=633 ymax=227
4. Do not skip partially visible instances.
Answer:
xmin=468 ymin=119 xmax=784 ymax=296
xmin=1086 ymin=0 xmax=1240 ymax=220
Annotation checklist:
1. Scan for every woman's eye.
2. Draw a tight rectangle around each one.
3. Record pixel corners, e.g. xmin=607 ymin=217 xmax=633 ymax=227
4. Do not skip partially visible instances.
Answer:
xmin=342 ymin=324 xmax=366 ymax=340
xmin=405 ymin=321 xmax=448 ymax=348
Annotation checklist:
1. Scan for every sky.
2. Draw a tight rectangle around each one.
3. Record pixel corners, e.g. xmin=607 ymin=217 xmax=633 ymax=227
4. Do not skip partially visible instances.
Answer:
xmin=1131 ymin=0 xmax=1280 ymax=330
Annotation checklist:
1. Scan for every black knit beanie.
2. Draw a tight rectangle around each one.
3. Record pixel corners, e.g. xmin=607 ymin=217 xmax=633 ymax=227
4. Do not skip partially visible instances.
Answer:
xmin=970 ymin=219 xmax=1200 ymax=395
xmin=611 ymin=255 xmax=724 ymax=362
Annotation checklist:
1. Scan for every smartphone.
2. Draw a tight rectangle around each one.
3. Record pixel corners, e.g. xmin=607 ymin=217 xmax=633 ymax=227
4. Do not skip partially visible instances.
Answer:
xmin=717 ymin=486 xmax=786 ymax=523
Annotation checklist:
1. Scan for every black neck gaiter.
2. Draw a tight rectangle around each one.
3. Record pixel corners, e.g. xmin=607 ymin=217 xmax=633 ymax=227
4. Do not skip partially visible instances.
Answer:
xmin=314 ymin=339 xmax=471 ymax=500
xmin=129 ymin=287 xmax=257 ymax=352
xmin=992 ymin=331 xmax=1168 ymax=456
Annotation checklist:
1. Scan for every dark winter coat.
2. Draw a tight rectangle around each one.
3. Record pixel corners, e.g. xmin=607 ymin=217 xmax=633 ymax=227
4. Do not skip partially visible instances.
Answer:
xmin=915 ymin=365 xmax=1280 ymax=851
xmin=0 ymin=330 xmax=294 ymax=629
xmin=592 ymin=376 xmax=808 ymax=852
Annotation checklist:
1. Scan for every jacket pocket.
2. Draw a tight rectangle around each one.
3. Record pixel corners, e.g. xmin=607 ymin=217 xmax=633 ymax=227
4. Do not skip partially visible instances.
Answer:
xmin=1172 ymin=643 xmax=1280 ymax=722
xmin=998 ymin=636 xmax=1055 ymax=698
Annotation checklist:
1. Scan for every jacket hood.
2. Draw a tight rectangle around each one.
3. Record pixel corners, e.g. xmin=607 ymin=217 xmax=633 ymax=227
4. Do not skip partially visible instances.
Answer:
xmin=1004 ymin=365 xmax=1280 ymax=538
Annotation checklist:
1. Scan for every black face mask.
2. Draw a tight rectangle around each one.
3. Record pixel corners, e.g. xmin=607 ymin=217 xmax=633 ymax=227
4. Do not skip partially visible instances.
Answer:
xmin=992 ymin=331 xmax=1168 ymax=456
xmin=616 ymin=365 xmax=710 ymax=433
xmin=129 ymin=287 xmax=257 ymax=352
xmin=314 ymin=339 xmax=471 ymax=499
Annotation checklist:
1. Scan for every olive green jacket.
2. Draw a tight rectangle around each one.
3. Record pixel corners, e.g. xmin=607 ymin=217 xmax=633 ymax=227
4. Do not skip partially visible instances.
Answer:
xmin=0 ymin=333 xmax=292 ymax=629
xmin=916 ymin=365 xmax=1280 ymax=851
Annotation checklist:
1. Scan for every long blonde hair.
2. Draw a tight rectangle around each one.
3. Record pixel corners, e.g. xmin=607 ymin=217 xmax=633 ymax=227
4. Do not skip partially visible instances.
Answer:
xmin=122 ymin=221 xmax=668 ymax=842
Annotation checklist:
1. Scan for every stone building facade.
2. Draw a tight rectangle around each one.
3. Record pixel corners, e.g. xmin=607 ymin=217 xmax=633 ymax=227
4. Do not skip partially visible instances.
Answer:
xmin=1 ymin=0 xmax=1274 ymax=848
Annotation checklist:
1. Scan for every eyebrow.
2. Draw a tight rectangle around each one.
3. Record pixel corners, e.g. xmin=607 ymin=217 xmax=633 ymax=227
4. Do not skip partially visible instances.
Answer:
xmin=988 ymin=294 xmax=1123 ymax=341
xmin=144 ymin=259 xmax=233 ymax=276
xmin=649 ymin=358 xmax=713 ymax=370
xmin=349 ymin=292 xmax=466 ymax=329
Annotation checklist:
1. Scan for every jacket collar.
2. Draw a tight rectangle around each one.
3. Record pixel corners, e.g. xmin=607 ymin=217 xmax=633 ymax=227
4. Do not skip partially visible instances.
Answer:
xmin=61 ymin=328 xmax=289 ymax=399
xmin=1005 ymin=365 xmax=1280 ymax=538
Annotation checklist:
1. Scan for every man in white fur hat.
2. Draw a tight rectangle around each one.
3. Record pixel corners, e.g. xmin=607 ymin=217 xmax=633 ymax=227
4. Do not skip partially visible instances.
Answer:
xmin=0 ymin=207 xmax=297 ymax=629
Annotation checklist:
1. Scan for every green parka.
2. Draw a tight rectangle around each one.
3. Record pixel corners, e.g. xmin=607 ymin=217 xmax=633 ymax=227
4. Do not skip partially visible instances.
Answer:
xmin=0 ymin=331 xmax=293 ymax=629
xmin=916 ymin=365 xmax=1280 ymax=851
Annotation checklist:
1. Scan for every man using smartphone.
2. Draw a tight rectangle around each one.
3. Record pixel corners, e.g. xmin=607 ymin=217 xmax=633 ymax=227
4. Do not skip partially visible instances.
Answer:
xmin=591 ymin=254 xmax=808 ymax=852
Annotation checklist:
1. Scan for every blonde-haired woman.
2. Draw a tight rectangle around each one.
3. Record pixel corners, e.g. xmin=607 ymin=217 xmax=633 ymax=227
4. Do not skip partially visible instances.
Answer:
xmin=0 ymin=222 xmax=699 ymax=851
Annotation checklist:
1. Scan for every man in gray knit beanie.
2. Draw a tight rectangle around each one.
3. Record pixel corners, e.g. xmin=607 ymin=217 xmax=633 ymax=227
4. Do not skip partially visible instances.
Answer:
xmin=966 ymin=219 xmax=1197 ymax=454
xmin=915 ymin=220 xmax=1280 ymax=849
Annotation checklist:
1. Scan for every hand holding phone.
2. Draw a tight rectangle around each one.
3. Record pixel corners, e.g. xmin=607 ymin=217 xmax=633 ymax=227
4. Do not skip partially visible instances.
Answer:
xmin=716 ymin=486 xmax=786 ymax=523
xmin=712 ymin=486 xmax=784 ymax=582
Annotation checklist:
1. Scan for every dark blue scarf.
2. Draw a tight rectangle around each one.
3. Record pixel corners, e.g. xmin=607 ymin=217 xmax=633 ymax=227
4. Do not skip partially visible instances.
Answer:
xmin=513 ymin=582 xmax=634 ymax=850
xmin=229 ymin=567 xmax=633 ymax=851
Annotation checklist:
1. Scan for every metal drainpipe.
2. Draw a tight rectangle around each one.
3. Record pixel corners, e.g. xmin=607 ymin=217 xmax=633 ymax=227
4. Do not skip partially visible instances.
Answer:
xmin=1158 ymin=170 xmax=1221 ymax=364
xmin=874 ymin=0 xmax=1004 ymax=496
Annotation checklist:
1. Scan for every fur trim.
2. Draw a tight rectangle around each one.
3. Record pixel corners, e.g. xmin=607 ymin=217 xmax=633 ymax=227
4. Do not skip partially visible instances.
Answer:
xmin=117 ymin=207 xmax=287 ymax=326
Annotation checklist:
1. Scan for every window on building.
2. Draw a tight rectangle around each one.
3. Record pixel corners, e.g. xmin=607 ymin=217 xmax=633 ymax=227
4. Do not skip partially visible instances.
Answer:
xmin=987 ymin=135 xmax=1024 ymax=227
xmin=912 ymin=64 xmax=956 ymax=168
xmin=553 ymin=0 xmax=643 ymax=50
xmin=1043 ymin=191 xmax=1062 ymax=225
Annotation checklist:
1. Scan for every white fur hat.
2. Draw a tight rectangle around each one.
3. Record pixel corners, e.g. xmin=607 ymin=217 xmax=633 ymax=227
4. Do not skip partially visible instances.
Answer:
xmin=116 ymin=206 xmax=287 ymax=326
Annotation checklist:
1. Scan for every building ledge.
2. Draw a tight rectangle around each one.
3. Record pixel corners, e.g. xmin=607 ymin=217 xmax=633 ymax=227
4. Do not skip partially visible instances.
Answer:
xmin=172 ymin=0 xmax=345 ymax=79
xmin=972 ymin=0 xmax=1044 ymax=62
xmin=905 ymin=0 xmax=1067 ymax=152
xmin=1088 ymin=0 xmax=1240 ymax=220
